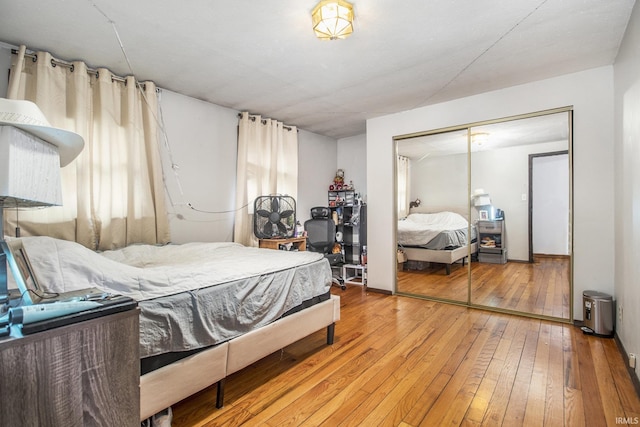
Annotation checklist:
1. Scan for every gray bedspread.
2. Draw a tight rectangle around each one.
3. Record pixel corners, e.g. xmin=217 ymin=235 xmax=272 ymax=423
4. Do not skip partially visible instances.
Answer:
xmin=398 ymin=211 xmax=476 ymax=249
xmin=18 ymin=237 xmax=332 ymax=358
xmin=412 ymin=227 xmax=476 ymax=250
xmin=135 ymin=255 xmax=330 ymax=358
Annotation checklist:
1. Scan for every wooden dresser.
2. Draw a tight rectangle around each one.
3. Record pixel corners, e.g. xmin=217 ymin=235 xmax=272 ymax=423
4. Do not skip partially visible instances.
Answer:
xmin=0 ymin=308 xmax=140 ymax=426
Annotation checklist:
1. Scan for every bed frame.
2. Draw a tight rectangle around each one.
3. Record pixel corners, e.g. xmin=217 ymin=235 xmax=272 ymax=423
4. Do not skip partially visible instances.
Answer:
xmin=403 ymin=242 xmax=478 ymax=274
xmin=400 ymin=206 xmax=478 ymax=274
xmin=139 ymin=294 xmax=340 ymax=420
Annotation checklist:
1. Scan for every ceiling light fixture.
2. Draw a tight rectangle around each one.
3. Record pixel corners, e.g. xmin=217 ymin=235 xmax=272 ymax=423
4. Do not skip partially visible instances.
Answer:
xmin=311 ymin=0 xmax=354 ymax=40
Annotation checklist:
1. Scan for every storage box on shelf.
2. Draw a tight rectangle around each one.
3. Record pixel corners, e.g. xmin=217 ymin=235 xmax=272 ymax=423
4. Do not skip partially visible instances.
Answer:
xmin=328 ymin=189 xmax=355 ymax=207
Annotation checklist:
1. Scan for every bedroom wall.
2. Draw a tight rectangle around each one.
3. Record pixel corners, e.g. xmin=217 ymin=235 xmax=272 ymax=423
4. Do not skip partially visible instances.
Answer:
xmin=411 ymin=139 xmax=567 ymax=261
xmin=613 ymin=0 xmax=640 ymax=383
xmin=157 ymin=89 xmax=240 ymax=243
xmin=337 ymin=133 xmax=367 ymax=200
xmin=367 ymin=66 xmax=615 ymax=322
xmin=298 ymin=130 xmax=339 ymax=224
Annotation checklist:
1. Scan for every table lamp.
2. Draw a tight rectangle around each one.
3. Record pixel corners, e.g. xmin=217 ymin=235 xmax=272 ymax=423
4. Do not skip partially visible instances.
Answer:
xmin=0 ymin=98 xmax=84 ymax=310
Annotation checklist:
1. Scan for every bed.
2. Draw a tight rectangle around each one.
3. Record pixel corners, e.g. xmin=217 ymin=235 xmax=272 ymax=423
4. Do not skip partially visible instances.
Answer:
xmin=397 ymin=209 xmax=478 ymax=274
xmin=15 ymin=236 xmax=340 ymax=421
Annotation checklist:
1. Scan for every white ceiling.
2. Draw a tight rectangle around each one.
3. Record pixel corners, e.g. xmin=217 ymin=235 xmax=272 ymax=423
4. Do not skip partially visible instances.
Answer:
xmin=0 ymin=0 xmax=635 ymax=139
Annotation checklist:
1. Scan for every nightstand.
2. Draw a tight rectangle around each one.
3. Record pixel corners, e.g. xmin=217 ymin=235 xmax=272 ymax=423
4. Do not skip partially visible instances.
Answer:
xmin=477 ymin=219 xmax=507 ymax=263
xmin=0 ymin=308 xmax=140 ymax=425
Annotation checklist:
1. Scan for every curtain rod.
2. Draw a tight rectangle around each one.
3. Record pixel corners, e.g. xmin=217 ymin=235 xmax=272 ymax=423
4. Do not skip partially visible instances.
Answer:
xmin=11 ymin=48 xmax=136 ymax=85
xmin=237 ymin=113 xmax=295 ymax=132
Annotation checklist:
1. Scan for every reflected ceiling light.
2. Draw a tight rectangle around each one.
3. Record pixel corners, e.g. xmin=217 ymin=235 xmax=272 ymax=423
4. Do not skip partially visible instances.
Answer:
xmin=471 ymin=132 xmax=489 ymax=145
xmin=312 ymin=0 xmax=354 ymax=40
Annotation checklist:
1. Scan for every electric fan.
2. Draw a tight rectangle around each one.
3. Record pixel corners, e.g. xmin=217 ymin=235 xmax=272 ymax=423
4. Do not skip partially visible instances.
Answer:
xmin=253 ymin=195 xmax=296 ymax=239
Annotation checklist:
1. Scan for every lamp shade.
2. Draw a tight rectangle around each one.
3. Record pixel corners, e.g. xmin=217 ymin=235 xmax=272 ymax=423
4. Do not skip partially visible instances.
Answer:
xmin=0 ymin=126 xmax=62 ymax=207
xmin=312 ymin=0 xmax=354 ymax=40
xmin=0 ymin=98 xmax=84 ymax=167
xmin=473 ymin=196 xmax=491 ymax=207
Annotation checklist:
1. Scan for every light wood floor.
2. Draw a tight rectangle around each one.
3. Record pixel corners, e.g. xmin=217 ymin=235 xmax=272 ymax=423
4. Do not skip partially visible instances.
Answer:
xmin=397 ymin=256 xmax=570 ymax=319
xmin=171 ymin=286 xmax=639 ymax=426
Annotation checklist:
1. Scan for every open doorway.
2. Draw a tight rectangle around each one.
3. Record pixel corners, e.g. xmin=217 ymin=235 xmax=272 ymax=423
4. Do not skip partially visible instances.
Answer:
xmin=529 ymin=151 xmax=570 ymax=262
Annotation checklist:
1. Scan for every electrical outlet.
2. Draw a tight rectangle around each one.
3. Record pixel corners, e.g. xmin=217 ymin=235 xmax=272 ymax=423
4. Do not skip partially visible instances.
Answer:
xmin=630 ymin=353 xmax=636 ymax=369
xmin=619 ymin=305 xmax=623 ymax=322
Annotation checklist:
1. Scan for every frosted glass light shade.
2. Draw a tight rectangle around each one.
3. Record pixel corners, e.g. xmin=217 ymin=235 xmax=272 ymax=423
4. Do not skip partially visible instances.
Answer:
xmin=0 ymin=125 xmax=62 ymax=207
xmin=312 ymin=0 xmax=354 ymax=40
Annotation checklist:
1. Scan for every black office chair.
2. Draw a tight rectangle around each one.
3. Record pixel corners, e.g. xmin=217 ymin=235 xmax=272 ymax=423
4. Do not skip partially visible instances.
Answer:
xmin=304 ymin=207 xmax=345 ymax=290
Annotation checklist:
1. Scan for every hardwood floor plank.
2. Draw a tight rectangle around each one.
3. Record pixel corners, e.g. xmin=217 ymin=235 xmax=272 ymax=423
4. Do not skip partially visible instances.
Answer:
xmin=463 ymin=360 xmax=502 ymax=425
xmin=480 ymin=317 xmax=531 ymax=426
xmin=502 ymin=325 xmax=541 ymax=425
xmin=171 ymin=286 xmax=640 ymax=427
xmin=602 ymin=339 xmax=640 ymax=419
xmin=589 ymin=337 xmax=626 ymax=424
xmin=574 ymin=332 xmax=608 ymax=424
xmin=564 ymin=386 xmax=586 ymax=427
xmin=523 ymin=322 xmax=552 ymax=426
xmin=543 ymin=324 xmax=566 ymax=425
xmin=562 ymin=325 xmax=587 ymax=426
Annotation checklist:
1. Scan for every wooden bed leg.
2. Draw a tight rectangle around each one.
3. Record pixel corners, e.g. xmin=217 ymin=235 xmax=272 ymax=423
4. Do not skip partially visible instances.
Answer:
xmin=327 ymin=323 xmax=335 ymax=345
xmin=216 ymin=378 xmax=225 ymax=408
xmin=445 ymin=264 xmax=451 ymax=275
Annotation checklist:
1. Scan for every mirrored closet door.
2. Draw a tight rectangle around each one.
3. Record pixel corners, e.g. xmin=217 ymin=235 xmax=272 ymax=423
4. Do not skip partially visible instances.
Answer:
xmin=395 ymin=109 xmax=573 ymax=321
xmin=396 ymin=128 xmax=471 ymax=304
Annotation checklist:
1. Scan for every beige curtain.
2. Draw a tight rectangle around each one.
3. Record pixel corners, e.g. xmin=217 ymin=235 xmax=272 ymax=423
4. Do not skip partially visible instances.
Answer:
xmin=234 ymin=112 xmax=298 ymax=246
xmin=397 ymin=155 xmax=411 ymax=218
xmin=5 ymin=47 xmax=170 ymax=250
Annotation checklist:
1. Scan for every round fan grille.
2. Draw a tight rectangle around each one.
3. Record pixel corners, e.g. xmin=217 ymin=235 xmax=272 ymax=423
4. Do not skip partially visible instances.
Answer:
xmin=253 ymin=196 xmax=296 ymax=239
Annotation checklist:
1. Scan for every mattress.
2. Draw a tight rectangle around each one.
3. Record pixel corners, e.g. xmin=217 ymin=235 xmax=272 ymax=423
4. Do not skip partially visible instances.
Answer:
xmin=397 ymin=211 xmax=475 ymax=249
xmin=17 ymin=237 xmax=332 ymax=358
xmin=140 ymin=291 xmax=331 ymax=375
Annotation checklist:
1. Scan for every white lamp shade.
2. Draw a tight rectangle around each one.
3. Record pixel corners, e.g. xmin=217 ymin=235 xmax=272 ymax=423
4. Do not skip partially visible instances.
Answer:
xmin=0 ymin=125 xmax=62 ymax=207
xmin=474 ymin=196 xmax=491 ymax=207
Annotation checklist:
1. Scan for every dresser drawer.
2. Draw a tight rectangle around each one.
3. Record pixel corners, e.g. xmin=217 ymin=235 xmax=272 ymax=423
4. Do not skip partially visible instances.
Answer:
xmin=477 ymin=220 xmax=503 ymax=233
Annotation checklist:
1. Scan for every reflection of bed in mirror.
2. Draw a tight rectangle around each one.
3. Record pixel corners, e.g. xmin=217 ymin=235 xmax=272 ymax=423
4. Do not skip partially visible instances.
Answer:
xmin=397 ymin=208 xmax=477 ymax=274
